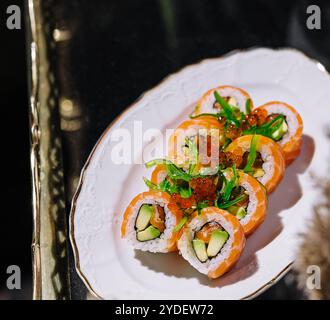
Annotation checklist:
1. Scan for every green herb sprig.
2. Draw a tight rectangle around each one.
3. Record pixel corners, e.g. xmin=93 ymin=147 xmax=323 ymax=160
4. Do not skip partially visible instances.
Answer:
xmin=214 ymin=91 xmax=241 ymax=127
xmin=243 ymin=115 xmax=285 ymax=141
xmin=243 ymin=135 xmax=259 ymax=173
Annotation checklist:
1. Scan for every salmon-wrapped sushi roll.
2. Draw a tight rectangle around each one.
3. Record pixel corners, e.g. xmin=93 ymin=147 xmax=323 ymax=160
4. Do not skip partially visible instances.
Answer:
xmin=177 ymin=207 xmax=246 ymax=279
xmin=226 ymin=135 xmax=285 ymax=193
xmin=252 ymin=101 xmax=303 ymax=165
xmin=168 ymin=116 xmax=222 ymax=173
xmin=121 ymin=191 xmax=181 ymax=252
xmin=193 ymin=85 xmax=253 ymax=116
xmin=222 ymin=170 xmax=267 ymax=236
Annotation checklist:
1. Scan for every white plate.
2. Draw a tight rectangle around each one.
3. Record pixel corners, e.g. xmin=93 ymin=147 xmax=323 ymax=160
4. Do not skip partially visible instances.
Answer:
xmin=70 ymin=48 xmax=330 ymax=300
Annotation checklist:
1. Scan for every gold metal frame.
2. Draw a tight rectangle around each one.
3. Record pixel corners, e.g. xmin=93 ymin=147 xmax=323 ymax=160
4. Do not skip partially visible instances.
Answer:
xmin=27 ymin=0 xmax=41 ymax=301
xmin=27 ymin=0 xmax=71 ymax=300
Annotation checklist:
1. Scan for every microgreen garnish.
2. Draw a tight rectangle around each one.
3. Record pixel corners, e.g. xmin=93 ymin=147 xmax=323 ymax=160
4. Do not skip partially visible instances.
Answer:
xmin=214 ymin=91 xmax=241 ymax=127
xmin=222 ymin=138 xmax=232 ymax=150
xmin=245 ymin=99 xmax=252 ymax=114
xmin=215 ymin=166 xmax=242 ymax=209
xmin=166 ymin=162 xmax=192 ymax=182
xmin=159 ymin=179 xmax=179 ymax=194
xmin=145 ymin=158 xmax=173 ymax=168
xmin=221 ymin=165 xmax=238 ymax=202
xmin=145 ymin=159 xmax=192 ymax=182
xmin=243 ymin=115 xmax=286 ymax=141
xmin=179 ymin=186 xmax=193 ymax=198
xmin=196 ymin=201 xmax=209 ymax=215
xmin=244 ymin=135 xmax=259 ymax=173
xmin=186 ymin=138 xmax=198 ymax=175
xmin=218 ymin=193 xmax=248 ymax=209
xmin=199 ymin=165 xmax=220 ymax=176
xmin=189 ymin=112 xmax=222 ymax=119
xmin=143 ymin=177 xmax=159 ymax=190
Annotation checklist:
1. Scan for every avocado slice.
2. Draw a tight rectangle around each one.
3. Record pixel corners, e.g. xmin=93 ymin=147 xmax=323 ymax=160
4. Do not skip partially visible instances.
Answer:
xmin=192 ymin=239 xmax=208 ymax=262
xmin=253 ymin=168 xmax=265 ymax=178
xmin=271 ymin=121 xmax=288 ymax=141
xmin=227 ymin=205 xmax=240 ymax=215
xmin=135 ymin=204 xmax=154 ymax=231
xmin=207 ymin=230 xmax=229 ymax=257
xmin=228 ymin=97 xmax=238 ymax=107
xmin=136 ymin=225 xmax=160 ymax=241
xmin=227 ymin=206 xmax=247 ymax=219
xmin=236 ymin=207 xmax=247 ymax=219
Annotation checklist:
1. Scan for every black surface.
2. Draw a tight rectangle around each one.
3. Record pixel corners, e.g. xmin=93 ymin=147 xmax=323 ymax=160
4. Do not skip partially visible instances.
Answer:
xmin=1 ymin=0 xmax=330 ymax=299
xmin=0 ymin=0 xmax=32 ymax=299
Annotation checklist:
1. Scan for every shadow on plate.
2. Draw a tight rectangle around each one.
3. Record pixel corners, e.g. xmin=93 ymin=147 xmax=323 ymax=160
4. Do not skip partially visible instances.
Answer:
xmin=240 ymin=134 xmax=315 ymax=257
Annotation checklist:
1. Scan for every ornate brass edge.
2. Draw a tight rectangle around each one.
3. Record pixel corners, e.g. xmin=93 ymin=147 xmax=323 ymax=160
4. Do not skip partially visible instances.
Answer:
xmin=27 ymin=0 xmax=71 ymax=300
xmin=68 ymin=47 xmax=328 ymax=300
xmin=27 ymin=0 xmax=42 ymax=301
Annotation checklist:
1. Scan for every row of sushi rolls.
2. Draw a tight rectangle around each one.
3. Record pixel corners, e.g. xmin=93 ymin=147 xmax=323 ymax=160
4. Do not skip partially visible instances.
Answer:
xmin=121 ymin=85 xmax=303 ymax=279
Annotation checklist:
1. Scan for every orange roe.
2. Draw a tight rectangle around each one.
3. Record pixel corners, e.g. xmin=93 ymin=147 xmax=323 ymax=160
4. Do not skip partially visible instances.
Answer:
xmin=225 ymin=124 xmax=242 ymax=140
xmin=219 ymin=151 xmax=243 ymax=168
xmin=190 ymin=177 xmax=217 ymax=203
xmin=170 ymin=193 xmax=196 ymax=210
xmin=252 ymin=108 xmax=268 ymax=125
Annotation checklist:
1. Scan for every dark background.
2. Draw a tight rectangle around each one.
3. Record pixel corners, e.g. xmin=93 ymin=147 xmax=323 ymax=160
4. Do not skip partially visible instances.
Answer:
xmin=0 ymin=0 xmax=31 ymax=299
xmin=0 ymin=0 xmax=329 ymax=299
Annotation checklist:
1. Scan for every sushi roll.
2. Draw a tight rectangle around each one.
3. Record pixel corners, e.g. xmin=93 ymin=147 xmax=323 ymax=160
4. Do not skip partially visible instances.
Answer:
xmin=226 ymin=135 xmax=285 ymax=193
xmin=121 ymin=191 xmax=182 ymax=252
xmin=168 ymin=116 xmax=222 ymax=173
xmin=252 ymin=101 xmax=303 ymax=165
xmin=222 ymin=170 xmax=267 ymax=236
xmin=193 ymin=85 xmax=253 ymax=116
xmin=177 ymin=207 xmax=246 ymax=279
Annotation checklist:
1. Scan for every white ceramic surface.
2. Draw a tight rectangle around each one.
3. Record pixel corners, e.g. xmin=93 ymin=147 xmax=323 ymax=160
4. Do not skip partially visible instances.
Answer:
xmin=70 ymin=48 xmax=330 ymax=300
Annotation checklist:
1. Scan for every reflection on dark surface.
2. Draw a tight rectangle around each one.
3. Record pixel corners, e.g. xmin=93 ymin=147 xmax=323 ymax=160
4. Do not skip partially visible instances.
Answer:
xmin=49 ymin=0 xmax=329 ymax=299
